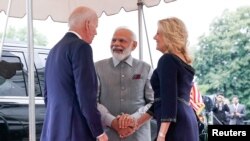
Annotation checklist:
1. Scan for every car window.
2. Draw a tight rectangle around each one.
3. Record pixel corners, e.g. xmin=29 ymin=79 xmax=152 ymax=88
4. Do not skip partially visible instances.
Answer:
xmin=35 ymin=53 xmax=47 ymax=96
xmin=0 ymin=55 xmax=27 ymax=96
xmin=1 ymin=50 xmax=49 ymax=97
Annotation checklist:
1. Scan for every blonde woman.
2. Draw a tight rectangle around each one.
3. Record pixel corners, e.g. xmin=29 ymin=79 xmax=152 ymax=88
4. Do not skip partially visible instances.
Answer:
xmin=137 ymin=17 xmax=199 ymax=141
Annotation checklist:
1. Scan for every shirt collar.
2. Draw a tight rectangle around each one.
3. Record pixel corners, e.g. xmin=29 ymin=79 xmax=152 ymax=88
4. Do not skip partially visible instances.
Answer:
xmin=68 ymin=31 xmax=82 ymax=39
xmin=112 ymin=55 xmax=133 ymax=67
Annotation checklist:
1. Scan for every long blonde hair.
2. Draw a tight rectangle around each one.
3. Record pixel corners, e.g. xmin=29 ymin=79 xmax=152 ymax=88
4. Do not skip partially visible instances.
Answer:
xmin=158 ymin=17 xmax=192 ymax=64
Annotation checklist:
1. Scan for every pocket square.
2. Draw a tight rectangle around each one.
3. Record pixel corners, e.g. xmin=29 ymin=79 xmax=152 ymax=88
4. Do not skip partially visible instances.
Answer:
xmin=132 ymin=74 xmax=141 ymax=79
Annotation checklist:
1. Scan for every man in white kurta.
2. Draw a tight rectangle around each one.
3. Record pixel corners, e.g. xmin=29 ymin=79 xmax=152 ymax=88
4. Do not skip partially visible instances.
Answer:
xmin=95 ymin=27 xmax=154 ymax=141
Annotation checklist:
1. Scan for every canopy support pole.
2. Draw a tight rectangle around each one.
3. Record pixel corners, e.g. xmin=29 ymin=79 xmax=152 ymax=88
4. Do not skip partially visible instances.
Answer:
xmin=0 ymin=0 xmax=12 ymax=60
xmin=137 ymin=0 xmax=154 ymax=68
xmin=27 ymin=0 xmax=36 ymax=141
xmin=137 ymin=0 xmax=143 ymax=60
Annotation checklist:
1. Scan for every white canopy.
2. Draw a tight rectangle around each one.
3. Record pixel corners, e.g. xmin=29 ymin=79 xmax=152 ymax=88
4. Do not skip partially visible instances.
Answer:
xmin=0 ymin=0 xmax=175 ymax=22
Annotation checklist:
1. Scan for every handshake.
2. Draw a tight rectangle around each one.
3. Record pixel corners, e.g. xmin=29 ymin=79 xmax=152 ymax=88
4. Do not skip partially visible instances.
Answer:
xmin=111 ymin=113 xmax=138 ymax=139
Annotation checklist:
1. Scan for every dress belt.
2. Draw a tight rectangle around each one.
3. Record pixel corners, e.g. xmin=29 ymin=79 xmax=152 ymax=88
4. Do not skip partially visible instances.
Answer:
xmin=177 ymin=97 xmax=190 ymax=106
xmin=154 ymin=98 xmax=161 ymax=102
xmin=154 ymin=97 xmax=190 ymax=106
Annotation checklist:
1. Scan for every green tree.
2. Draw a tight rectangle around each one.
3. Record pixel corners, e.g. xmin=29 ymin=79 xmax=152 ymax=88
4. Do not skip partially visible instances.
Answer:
xmin=193 ymin=7 xmax=250 ymax=118
xmin=0 ymin=26 xmax=48 ymax=46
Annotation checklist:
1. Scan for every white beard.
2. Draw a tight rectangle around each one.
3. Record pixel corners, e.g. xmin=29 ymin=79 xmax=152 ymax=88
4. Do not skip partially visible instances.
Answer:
xmin=111 ymin=46 xmax=132 ymax=61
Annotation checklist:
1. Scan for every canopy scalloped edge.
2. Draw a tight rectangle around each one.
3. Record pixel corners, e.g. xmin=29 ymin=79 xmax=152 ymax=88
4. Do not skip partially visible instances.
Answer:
xmin=0 ymin=0 xmax=176 ymax=23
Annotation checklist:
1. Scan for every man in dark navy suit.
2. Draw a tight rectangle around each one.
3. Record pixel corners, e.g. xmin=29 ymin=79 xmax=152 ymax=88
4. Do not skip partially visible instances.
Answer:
xmin=40 ymin=6 xmax=108 ymax=141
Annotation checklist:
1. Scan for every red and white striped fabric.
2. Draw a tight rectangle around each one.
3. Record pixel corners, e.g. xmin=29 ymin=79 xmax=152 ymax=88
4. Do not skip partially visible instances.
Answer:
xmin=190 ymin=83 xmax=205 ymax=115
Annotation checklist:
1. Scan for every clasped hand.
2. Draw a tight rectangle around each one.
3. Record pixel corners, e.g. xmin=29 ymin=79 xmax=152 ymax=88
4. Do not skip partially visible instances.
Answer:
xmin=111 ymin=113 xmax=138 ymax=138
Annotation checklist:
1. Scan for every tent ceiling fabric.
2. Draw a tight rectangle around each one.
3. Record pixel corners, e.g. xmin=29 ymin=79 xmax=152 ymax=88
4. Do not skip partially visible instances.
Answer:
xmin=0 ymin=0 xmax=175 ymax=22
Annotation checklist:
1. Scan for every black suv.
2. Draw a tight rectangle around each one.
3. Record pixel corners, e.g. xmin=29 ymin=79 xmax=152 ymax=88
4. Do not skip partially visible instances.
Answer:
xmin=0 ymin=43 xmax=49 ymax=141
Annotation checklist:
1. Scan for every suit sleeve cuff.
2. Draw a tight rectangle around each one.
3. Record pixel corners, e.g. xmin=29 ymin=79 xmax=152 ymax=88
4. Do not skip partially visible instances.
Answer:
xmin=96 ymin=132 xmax=105 ymax=139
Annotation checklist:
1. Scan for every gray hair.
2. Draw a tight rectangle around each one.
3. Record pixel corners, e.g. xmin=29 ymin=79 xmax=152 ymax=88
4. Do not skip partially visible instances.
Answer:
xmin=68 ymin=6 xmax=97 ymax=29
xmin=114 ymin=26 xmax=137 ymax=41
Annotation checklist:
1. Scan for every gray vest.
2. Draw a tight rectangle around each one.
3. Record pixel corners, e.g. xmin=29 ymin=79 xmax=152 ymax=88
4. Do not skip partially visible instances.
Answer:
xmin=95 ymin=58 xmax=153 ymax=141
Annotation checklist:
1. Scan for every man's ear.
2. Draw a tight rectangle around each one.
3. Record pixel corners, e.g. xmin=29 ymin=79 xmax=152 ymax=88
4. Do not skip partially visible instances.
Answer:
xmin=132 ymin=41 xmax=137 ymax=50
xmin=85 ymin=20 xmax=90 ymax=32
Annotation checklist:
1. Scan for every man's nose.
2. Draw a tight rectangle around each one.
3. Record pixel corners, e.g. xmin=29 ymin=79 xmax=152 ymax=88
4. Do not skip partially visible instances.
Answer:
xmin=113 ymin=40 xmax=121 ymax=46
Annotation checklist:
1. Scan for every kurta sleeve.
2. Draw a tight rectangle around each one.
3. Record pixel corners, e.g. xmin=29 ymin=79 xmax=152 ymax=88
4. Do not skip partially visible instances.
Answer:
xmin=96 ymin=76 xmax=116 ymax=127
xmin=131 ymin=67 xmax=154 ymax=119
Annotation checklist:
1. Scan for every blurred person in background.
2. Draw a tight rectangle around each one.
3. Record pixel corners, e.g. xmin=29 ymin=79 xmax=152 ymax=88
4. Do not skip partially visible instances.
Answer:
xmin=212 ymin=93 xmax=229 ymax=125
xmin=228 ymin=95 xmax=246 ymax=125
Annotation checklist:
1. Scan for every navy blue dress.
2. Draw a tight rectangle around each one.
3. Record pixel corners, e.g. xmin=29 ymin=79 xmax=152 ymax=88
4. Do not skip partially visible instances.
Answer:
xmin=148 ymin=53 xmax=199 ymax=141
